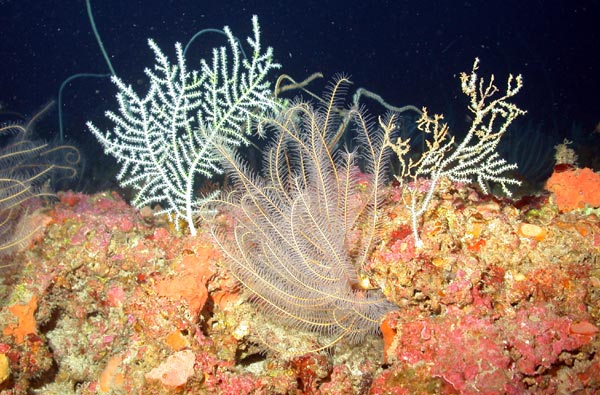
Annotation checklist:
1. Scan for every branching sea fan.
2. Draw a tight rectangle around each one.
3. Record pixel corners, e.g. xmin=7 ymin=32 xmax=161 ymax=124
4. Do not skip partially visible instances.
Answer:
xmin=206 ymin=78 xmax=397 ymax=353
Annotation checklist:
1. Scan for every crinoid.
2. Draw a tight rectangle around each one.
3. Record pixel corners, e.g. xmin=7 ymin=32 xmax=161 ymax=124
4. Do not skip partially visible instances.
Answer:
xmin=206 ymin=77 xmax=397 ymax=353
xmin=0 ymin=104 xmax=80 ymax=258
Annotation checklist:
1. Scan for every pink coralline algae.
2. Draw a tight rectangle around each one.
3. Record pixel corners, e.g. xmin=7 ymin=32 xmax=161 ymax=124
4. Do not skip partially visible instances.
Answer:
xmin=384 ymin=307 xmax=512 ymax=394
xmin=505 ymin=305 xmax=596 ymax=376
xmin=381 ymin=303 xmax=599 ymax=394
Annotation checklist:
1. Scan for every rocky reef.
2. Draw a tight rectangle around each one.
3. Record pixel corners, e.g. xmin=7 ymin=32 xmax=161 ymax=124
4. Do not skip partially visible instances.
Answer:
xmin=0 ymin=166 xmax=599 ymax=394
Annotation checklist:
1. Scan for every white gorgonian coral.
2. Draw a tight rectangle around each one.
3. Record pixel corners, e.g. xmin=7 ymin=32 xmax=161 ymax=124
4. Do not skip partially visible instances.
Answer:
xmin=87 ymin=16 xmax=281 ymax=235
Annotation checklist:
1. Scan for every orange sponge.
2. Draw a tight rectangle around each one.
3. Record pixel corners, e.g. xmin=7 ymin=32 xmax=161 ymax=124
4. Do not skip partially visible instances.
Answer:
xmin=545 ymin=167 xmax=600 ymax=211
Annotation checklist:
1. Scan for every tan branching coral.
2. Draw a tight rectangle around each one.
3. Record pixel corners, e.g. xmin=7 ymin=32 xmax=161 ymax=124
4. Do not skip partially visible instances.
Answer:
xmin=553 ymin=138 xmax=578 ymax=166
xmin=386 ymin=58 xmax=526 ymax=246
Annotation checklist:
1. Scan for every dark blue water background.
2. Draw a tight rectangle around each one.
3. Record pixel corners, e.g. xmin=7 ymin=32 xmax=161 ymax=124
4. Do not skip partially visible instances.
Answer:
xmin=1 ymin=0 xmax=599 ymax=185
